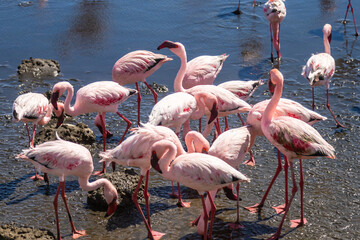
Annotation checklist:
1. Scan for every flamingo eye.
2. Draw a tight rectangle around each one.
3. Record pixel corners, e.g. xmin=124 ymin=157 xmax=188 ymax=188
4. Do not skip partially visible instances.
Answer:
xmin=202 ymin=147 xmax=208 ymax=153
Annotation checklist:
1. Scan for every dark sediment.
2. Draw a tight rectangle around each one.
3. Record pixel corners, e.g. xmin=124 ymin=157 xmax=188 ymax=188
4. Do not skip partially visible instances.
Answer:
xmin=17 ymin=57 xmax=60 ymax=78
xmin=0 ymin=223 xmax=55 ymax=240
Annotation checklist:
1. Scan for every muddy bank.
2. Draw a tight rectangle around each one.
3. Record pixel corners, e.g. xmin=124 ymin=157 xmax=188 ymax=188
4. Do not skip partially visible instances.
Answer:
xmin=0 ymin=223 xmax=55 ymax=240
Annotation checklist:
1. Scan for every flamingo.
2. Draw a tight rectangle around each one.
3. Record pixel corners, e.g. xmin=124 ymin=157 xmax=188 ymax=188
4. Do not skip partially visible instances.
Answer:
xmin=302 ymin=23 xmax=345 ymax=128
xmin=261 ymin=69 xmax=335 ymax=239
xmin=157 ymin=40 xmax=251 ymax=137
xmin=148 ymin=91 xmax=218 ymax=137
xmin=16 ymin=133 xmax=118 ymax=240
xmin=99 ymin=123 xmax=188 ymax=240
xmin=150 ymin=140 xmax=250 ymax=240
xmin=185 ymin=128 xmax=252 ymax=233
xmin=264 ymin=0 xmax=286 ymax=62
xmin=112 ymin=50 xmax=173 ymax=125
xmin=218 ymin=79 xmax=264 ymax=128
xmin=343 ymin=0 xmax=359 ymax=36
xmin=12 ymin=92 xmax=64 ymax=182
xmin=50 ymin=81 xmax=137 ymax=175
xmin=245 ymin=97 xmax=327 ymax=214
xmin=181 ymin=54 xmax=228 ymax=90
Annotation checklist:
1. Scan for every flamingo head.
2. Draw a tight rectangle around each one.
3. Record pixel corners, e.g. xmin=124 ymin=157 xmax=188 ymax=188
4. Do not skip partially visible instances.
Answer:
xmin=104 ymin=182 xmax=118 ymax=217
xmin=157 ymin=40 xmax=186 ymax=58
xmin=52 ymin=102 xmax=65 ymax=128
xmin=323 ymin=24 xmax=332 ymax=44
xmin=51 ymin=81 xmax=73 ymax=110
xmin=269 ymin=68 xmax=284 ymax=87
xmin=150 ymin=150 xmax=162 ymax=174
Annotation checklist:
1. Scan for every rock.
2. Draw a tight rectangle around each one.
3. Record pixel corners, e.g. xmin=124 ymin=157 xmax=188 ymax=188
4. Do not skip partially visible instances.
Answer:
xmin=35 ymin=119 xmax=95 ymax=145
xmin=17 ymin=57 xmax=60 ymax=78
xmin=0 ymin=223 xmax=55 ymax=240
xmin=87 ymin=168 xmax=143 ymax=211
xmin=141 ymin=82 xmax=168 ymax=94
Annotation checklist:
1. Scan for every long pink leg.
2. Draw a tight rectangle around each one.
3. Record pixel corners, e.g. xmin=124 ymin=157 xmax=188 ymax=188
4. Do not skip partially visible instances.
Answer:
xmin=116 ymin=112 xmax=132 ymax=144
xmin=272 ymin=23 xmax=281 ymax=60
xmin=246 ymin=149 xmax=282 ymax=213
xmin=233 ymin=0 xmax=241 ymax=15
xmin=345 ymin=0 xmax=359 ymax=36
xmin=242 ymin=150 xmax=255 ymax=166
xmin=207 ymin=192 xmax=216 ymax=240
xmin=27 ymin=123 xmax=44 ymax=181
xmin=135 ymin=82 xmax=141 ymax=126
xmin=176 ymin=182 xmax=191 ymax=208
xmin=200 ymin=195 xmax=209 ymax=240
xmin=273 ymin=155 xmax=289 ymax=214
xmin=143 ymin=81 xmax=158 ymax=104
xmin=290 ymin=159 xmax=308 ymax=228
xmin=31 ymin=124 xmax=36 ymax=147
xmin=224 ymin=117 xmax=229 ymax=131
xmin=267 ymin=160 xmax=298 ymax=240
xmin=93 ymin=113 xmax=108 ymax=175
xmin=53 ymin=181 xmax=62 ymax=240
xmin=168 ymin=181 xmax=178 ymax=198
xmin=59 ymin=181 xmax=86 ymax=239
xmin=198 ymin=118 xmax=202 ymax=133
xmin=133 ymin=172 xmax=165 ymax=240
xmin=228 ymin=183 xmax=244 ymax=229
xmin=312 ymin=87 xmax=315 ymax=111
xmin=326 ymin=85 xmax=346 ymax=128
xmin=270 ymin=24 xmax=274 ymax=62
xmin=237 ymin=113 xmax=245 ymax=126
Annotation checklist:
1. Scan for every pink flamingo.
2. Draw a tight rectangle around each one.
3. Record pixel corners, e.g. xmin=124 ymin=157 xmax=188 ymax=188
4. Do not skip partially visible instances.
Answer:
xmin=245 ymin=97 xmax=327 ymax=214
xmin=157 ymin=40 xmax=251 ymax=137
xmin=150 ymin=140 xmax=250 ymax=240
xmin=302 ymin=24 xmax=345 ymax=128
xmin=148 ymin=91 xmax=218 ymax=137
xmin=185 ymin=128 xmax=252 ymax=233
xmin=99 ymin=123 xmax=187 ymax=240
xmin=264 ymin=0 xmax=286 ymax=62
xmin=112 ymin=50 xmax=173 ymax=125
xmin=16 ymin=134 xmax=118 ymax=240
xmin=261 ymin=69 xmax=335 ymax=239
xmin=233 ymin=0 xmax=257 ymax=15
xmin=51 ymin=81 xmax=137 ymax=175
xmin=218 ymin=79 xmax=264 ymax=129
xmin=344 ymin=0 xmax=359 ymax=36
xmin=12 ymin=92 xmax=64 ymax=182
xmin=181 ymin=53 xmax=228 ymax=90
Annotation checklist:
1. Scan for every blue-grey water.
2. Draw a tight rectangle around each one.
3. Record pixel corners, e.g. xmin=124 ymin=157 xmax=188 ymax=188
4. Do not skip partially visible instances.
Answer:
xmin=0 ymin=0 xmax=359 ymax=239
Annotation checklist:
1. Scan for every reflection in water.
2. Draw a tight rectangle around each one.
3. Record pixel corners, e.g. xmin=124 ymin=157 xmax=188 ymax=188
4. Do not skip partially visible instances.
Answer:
xmin=57 ymin=0 xmax=109 ymax=56
xmin=319 ymin=0 xmax=336 ymax=13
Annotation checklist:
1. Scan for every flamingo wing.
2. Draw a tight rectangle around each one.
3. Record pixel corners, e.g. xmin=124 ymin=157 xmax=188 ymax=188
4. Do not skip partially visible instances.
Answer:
xmin=13 ymin=93 xmax=49 ymax=122
xmin=302 ymin=53 xmax=335 ymax=87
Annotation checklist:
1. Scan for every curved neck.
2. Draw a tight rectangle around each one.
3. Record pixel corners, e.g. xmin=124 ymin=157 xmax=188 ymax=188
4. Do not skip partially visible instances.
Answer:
xmin=63 ymin=86 xmax=81 ymax=116
xmin=323 ymin=33 xmax=331 ymax=55
xmin=152 ymin=140 xmax=177 ymax=175
xmin=185 ymin=131 xmax=208 ymax=153
xmin=174 ymin=49 xmax=187 ymax=93
xmin=191 ymin=94 xmax=206 ymax=120
xmin=78 ymin=176 xmax=108 ymax=192
xmin=262 ymin=79 xmax=283 ymax=127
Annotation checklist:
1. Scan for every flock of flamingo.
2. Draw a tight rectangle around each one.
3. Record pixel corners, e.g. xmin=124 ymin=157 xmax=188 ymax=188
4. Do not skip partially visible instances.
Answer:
xmin=11 ymin=0 xmax=357 ymax=239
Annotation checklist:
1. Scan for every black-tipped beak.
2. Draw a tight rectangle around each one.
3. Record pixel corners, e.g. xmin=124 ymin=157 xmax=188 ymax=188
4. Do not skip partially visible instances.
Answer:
xmin=202 ymin=148 xmax=208 ymax=154
xmin=157 ymin=40 xmax=178 ymax=50
xmin=51 ymin=91 xmax=59 ymax=110
xmin=328 ymin=33 xmax=332 ymax=44
xmin=150 ymin=151 xmax=162 ymax=174
xmin=268 ymin=79 xmax=275 ymax=96
xmin=56 ymin=109 xmax=65 ymax=128
xmin=105 ymin=198 xmax=117 ymax=217
xmin=208 ymin=103 xmax=218 ymax=124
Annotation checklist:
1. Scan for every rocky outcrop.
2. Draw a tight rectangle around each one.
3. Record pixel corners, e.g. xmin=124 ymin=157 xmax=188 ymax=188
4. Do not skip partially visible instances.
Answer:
xmin=17 ymin=58 xmax=60 ymax=78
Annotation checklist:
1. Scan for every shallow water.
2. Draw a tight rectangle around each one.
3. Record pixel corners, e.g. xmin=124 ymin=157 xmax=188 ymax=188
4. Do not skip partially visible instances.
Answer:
xmin=0 ymin=0 xmax=359 ymax=239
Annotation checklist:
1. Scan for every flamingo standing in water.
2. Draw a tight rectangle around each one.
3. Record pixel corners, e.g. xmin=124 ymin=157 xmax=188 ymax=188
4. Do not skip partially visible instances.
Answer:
xmin=264 ymin=0 xmax=286 ymax=62
xmin=99 ymin=123 xmax=188 ymax=240
xmin=13 ymin=92 xmax=64 ymax=181
xmin=302 ymin=24 xmax=345 ymax=128
xmin=157 ymin=40 xmax=251 ymax=137
xmin=233 ymin=0 xmax=257 ymax=15
xmin=185 ymin=128 xmax=252 ymax=233
xmin=148 ymin=91 xmax=218 ymax=137
xmin=343 ymin=0 xmax=359 ymax=36
xmin=112 ymin=50 xmax=172 ymax=125
xmin=150 ymin=140 xmax=250 ymax=240
xmin=16 ymin=134 xmax=118 ymax=240
xmin=261 ymin=69 xmax=335 ymax=239
xmin=245 ymin=97 xmax=327 ymax=214
xmin=51 ymin=81 xmax=137 ymax=175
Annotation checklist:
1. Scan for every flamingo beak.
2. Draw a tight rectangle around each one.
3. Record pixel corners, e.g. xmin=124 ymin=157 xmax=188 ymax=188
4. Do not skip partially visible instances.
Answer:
xmin=150 ymin=151 xmax=162 ymax=174
xmin=56 ymin=109 xmax=65 ymax=128
xmin=328 ymin=33 xmax=332 ymax=44
xmin=208 ymin=103 xmax=218 ymax=124
xmin=157 ymin=40 xmax=178 ymax=50
xmin=105 ymin=197 xmax=117 ymax=217
xmin=51 ymin=91 xmax=60 ymax=110
xmin=202 ymin=147 xmax=208 ymax=154
xmin=268 ymin=79 xmax=276 ymax=96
